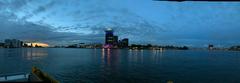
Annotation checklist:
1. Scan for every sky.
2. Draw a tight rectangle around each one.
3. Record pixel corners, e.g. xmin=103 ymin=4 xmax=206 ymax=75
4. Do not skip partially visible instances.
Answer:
xmin=0 ymin=0 xmax=240 ymax=47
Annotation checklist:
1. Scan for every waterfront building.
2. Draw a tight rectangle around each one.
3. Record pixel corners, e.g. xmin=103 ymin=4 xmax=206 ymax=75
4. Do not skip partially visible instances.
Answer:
xmin=104 ymin=28 xmax=129 ymax=49
xmin=79 ymin=43 xmax=85 ymax=48
xmin=208 ymin=44 xmax=214 ymax=50
xmin=4 ymin=39 xmax=23 ymax=48
xmin=121 ymin=38 xmax=129 ymax=48
xmin=0 ymin=42 xmax=4 ymax=48
xmin=105 ymin=28 xmax=114 ymax=45
xmin=113 ymin=36 xmax=118 ymax=47
xmin=119 ymin=38 xmax=129 ymax=48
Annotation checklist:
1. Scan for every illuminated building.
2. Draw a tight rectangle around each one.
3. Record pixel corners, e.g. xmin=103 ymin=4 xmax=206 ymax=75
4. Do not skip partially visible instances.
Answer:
xmin=105 ymin=28 xmax=114 ymax=45
xmin=104 ymin=28 xmax=129 ymax=49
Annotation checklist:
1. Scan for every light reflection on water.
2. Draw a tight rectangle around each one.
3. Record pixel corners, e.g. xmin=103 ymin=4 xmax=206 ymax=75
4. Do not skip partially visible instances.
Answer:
xmin=0 ymin=48 xmax=48 ymax=74
xmin=1 ymin=48 xmax=240 ymax=83
xmin=25 ymin=48 xmax=48 ymax=60
xmin=1 ymin=48 xmax=48 ymax=60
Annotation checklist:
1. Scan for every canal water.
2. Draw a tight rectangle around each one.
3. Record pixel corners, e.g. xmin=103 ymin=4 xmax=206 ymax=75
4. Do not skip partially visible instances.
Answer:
xmin=0 ymin=48 xmax=240 ymax=83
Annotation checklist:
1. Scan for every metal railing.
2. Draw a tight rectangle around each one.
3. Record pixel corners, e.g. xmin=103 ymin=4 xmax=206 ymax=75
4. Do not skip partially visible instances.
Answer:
xmin=0 ymin=72 xmax=29 ymax=82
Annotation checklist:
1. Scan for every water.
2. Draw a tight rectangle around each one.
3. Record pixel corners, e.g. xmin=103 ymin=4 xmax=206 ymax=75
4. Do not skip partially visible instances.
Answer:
xmin=0 ymin=48 xmax=240 ymax=83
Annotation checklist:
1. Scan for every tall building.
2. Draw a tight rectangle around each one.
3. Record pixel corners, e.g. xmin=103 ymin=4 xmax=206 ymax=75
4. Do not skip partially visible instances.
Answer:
xmin=104 ymin=28 xmax=129 ymax=48
xmin=105 ymin=28 xmax=114 ymax=45
xmin=4 ymin=39 xmax=23 ymax=48
xmin=119 ymin=38 xmax=129 ymax=48
xmin=113 ymin=36 xmax=118 ymax=46
xmin=122 ymin=38 xmax=129 ymax=47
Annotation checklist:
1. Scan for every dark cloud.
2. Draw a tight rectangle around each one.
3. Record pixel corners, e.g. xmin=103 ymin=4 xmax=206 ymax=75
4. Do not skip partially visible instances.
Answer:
xmin=34 ymin=1 xmax=55 ymax=14
xmin=0 ymin=12 xmax=103 ymax=46
xmin=0 ymin=0 xmax=240 ymax=47
xmin=66 ymin=4 xmax=166 ymax=42
xmin=21 ymin=0 xmax=56 ymax=20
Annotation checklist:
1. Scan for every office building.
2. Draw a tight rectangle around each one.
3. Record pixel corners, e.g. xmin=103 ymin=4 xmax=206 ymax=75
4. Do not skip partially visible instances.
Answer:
xmin=113 ymin=36 xmax=118 ymax=46
xmin=4 ymin=39 xmax=23 ymax=48
xmin=119 ymin=38 xmax=129 ymax=48
xmin=121 ymin=38 xmax=129 ymax=48
xmin=105 ymin=28 xmax=114 ymax=45
xmin=104 ymin=28 xmax=129 ymax=48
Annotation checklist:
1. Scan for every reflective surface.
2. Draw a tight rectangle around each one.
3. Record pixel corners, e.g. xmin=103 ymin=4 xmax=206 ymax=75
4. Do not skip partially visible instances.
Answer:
xmin=0 ymin=48 xmax=240 ymax=83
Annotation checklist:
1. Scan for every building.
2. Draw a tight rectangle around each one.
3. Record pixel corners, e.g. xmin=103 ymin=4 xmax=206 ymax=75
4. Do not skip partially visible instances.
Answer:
xmin=104 ymin=28 xmax=129 ymax=49
xmin=113 ymin=36 xmax=118 ymax=46
xmin=118 ymin=38 xmax=129 ymax=48
xmin=208 ymin=44 xmax=214 ymax=50
xmin=0 ymin=43 xmax=4 ymax=48
xmin=121 ymin=38 xmax=129 ymax=48
xmin=79 ymin=43 xmax=85 ymax=48
xmin=4 ymin=39 xmax=23 ymax=48
xmin=105 ymin=28 xmax=114 ymax=45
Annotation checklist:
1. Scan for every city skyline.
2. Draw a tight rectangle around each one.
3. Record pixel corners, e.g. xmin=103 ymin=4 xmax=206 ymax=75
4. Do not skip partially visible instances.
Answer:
xmin=0 ymin=0 xmax=240 ymax=47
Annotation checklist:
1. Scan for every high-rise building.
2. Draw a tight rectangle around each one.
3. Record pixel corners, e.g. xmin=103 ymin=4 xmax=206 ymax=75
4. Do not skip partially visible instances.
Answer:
xmin=105 ymin=28 xmax=114 ymax=45
xmin=4 ymin=39 xmax=23 ymax=48
xmin=104 ymin=28 xmax=129 ymax=48
xmin=118 ymin=38 xmax=129 ymax=48
xmin=121 ymin=38 xmax=129 ymax=48
xmin=113 ymin=36 xmax=118 ymax=46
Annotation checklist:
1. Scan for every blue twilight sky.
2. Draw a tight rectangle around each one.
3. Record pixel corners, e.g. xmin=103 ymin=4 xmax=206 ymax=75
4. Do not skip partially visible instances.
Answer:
xmin=0 ymin=0 xmax=240 ymax=47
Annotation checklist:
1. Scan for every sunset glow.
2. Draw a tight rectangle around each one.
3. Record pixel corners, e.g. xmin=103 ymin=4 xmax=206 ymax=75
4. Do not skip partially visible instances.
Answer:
xmin=27 ymin=43 xmax=49 ymax=47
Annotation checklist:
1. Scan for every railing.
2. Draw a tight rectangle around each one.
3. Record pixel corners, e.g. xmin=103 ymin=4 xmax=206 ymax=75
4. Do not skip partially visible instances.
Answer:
xmin=0 ymin=72 xmax=29 ymax=82
xmin=31 ymin=67 xmax=59 ymax=83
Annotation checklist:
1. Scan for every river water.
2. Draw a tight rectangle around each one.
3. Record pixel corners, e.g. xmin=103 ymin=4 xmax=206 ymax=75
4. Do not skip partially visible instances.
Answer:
xmin=0 ymin=48 xmax=240 ymax=83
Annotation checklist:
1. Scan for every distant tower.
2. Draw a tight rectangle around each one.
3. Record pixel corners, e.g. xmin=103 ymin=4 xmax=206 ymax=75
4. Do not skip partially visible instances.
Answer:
xmin=105 ymin=28 xmax=114 ymax=45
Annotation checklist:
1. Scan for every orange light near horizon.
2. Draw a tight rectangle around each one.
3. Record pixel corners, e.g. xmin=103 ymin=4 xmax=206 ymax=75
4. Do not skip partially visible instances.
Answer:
xmin=27 ymin=43 xmax=49 ymax=47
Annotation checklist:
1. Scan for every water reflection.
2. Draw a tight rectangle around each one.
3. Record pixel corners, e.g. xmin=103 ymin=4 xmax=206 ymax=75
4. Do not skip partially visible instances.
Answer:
xmin=100 ymin=49 xmax=121 ymax=82
xmin=0 ymin=48 xmax=47 ymax=74
xmin=128 ymin=49 xmax=164 ymax=64
xmin=101 ymin=49 xmax=120 ymax=66
xmin=3 ymin=48 xmax=23 ymax=58
xmin=1 ymin=48 xmax=240 ymax=83
xmin=101 ymin=49 xmax=165 ymax=65
xmin=129 ymin=49 xmax=144 ymax=63
xmin=1 ymin=48 xmax=25 ymax=74
xmin=23 ymin=48 xmax=48 ymax=60
xmin=151 ymin=50 xmax=164 ymax=64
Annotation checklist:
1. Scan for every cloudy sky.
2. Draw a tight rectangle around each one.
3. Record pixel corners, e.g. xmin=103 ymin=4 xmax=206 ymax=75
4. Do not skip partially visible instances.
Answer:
xmin=0 ymin=0 xmax=240 ymax=47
